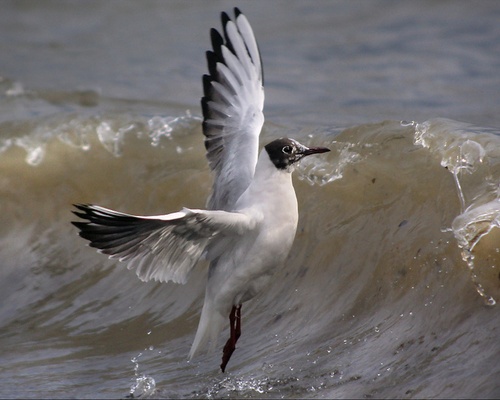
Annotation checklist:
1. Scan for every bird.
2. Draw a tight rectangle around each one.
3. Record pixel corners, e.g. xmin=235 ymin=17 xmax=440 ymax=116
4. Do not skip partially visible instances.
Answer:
xmin=72 ymin=8 xmax=330 ymax=373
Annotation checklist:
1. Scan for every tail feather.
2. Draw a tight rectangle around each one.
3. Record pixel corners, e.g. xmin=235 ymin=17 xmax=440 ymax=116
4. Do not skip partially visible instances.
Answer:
xmin=189 ymin=296 xmax=226 ymax=360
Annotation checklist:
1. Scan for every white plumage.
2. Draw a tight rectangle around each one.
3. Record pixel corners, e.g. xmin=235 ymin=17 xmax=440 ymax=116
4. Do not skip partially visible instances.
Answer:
xmin=72 ymin=8 xmax=329 ymax=372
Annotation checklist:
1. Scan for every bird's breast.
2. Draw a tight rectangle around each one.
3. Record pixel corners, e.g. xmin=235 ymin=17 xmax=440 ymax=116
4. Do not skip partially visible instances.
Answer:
xmin=208 ymin=171 xmax=300 ymax=311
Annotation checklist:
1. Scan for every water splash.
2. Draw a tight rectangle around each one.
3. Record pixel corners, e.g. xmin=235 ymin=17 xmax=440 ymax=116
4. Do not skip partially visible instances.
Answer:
xmin=55 ymin=117 xmax=92 ymax=151
xmin=96 ymin=121 xmax=122 ymax=156
xmin=415 ymin=120 xmax=487 ymax=212
xmin=207 ymin=376 xmax=269 ymax=397
xmin=452 ymin=200 xmax=500 ymax=251
xmin=147 ymin=111 xmax=201 ymax=147
xmin=415 ymin=119 xmax=499 ymax=306
xmin=442 ymin=139 xmax=486 ymax=213
xmin=298 ymin=141 xmax=360 ymax=186
xmin=14 ymin=134 xmax=47 ymax=166
xmin=452 ymin=200 xmax=500 ymax=306
xmin=128 ymin=352 xmax=156 ymax=398
xmin=460 ymin=250 xmax=496 ymax=306
xmin=0 ymin=111 xmax=201 ymax=166
xmin=147 ymin=116 xmax=174 ymax=146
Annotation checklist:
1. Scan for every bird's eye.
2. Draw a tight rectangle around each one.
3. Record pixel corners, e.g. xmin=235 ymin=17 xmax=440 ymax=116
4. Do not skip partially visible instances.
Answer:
xmin=282 ymin=145 xmax=293 ymax=154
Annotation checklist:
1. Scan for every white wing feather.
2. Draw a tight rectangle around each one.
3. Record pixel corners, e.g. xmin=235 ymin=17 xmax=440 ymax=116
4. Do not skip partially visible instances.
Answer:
xmin=72 ymin=204 xmax=253 ymax=284
xmin=202 ymin=8 xmax=264 ymax=211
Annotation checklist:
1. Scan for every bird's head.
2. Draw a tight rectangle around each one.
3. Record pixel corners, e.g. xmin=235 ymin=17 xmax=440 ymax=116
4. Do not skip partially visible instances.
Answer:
xmin=264 ymin=137 xmax=330 ymax=171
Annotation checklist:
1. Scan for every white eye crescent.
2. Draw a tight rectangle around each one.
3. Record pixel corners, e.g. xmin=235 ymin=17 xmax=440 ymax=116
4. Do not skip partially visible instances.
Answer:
xmin=282 ymin=145 xmax=293 ymax=154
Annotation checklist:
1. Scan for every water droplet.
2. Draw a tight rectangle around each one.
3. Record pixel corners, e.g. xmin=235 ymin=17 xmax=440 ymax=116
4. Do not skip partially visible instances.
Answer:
xmin=130 ymin=375 xmax=156 ymax=398
xmin=26 ymin=146 xmax=46 ymax=166
xmin=401 ymin=120 xmax=415 ymax=127
xmin=485 ymin=296 xmax=496 ymax=306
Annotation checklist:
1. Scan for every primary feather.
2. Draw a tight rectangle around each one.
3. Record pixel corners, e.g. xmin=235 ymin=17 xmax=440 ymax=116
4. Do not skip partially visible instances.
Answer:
xmin=202 ymin=8 xmax=264 ymax=211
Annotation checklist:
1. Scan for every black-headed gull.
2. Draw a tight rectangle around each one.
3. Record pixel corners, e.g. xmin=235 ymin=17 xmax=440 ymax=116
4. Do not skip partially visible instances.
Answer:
xmin=72 ymin=8 xmax=329 ymax=372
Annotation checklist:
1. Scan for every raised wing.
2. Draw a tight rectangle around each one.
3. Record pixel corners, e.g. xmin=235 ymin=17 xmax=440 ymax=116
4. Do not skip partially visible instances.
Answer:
xmin=202 ymin=8 xmax=264 ymax=211
xmin=72 ymin=204 xmax=253 ymax=284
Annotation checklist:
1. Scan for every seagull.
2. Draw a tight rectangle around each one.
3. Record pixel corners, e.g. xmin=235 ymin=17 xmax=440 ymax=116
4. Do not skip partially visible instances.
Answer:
xmin=72 ymin=8 xmax=329 ymax=372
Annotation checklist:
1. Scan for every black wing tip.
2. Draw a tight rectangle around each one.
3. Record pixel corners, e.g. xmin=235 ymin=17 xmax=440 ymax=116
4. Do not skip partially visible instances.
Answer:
xmin=71 ymin=220 xmax=87 ymax=230
xmin=72 ymin=203 xmax=105 ymax=227
xmin=71 ymin=220 xmax=95 ymax=244
xmin=72 ymin=203 xmax=92 ymax=219
xmin=73 ymin=203 xmax=94 ymax=213
xmin=72 ymin=211 xmax=88 ymax=221
xmin=202 ymin=73 xmax=212 ymax=91
xmin=220 ymin=8 xmax=243 ymax=28
xmin=201 ymin=94 xmax=209 ymax=114
xmin=220 ymin=10 xmax=236 ymax=55
xmin=210 ymin=28 xmax=223 ymax=54
xmin=205 ymin=50 xmax=218 ymax=77
xmin=71 ymin=204 xmax=94 ymax=236
xmin=207 ymin=8 xmax=254 ymax=80
xmin=220 ymin=11 xmax=231 ymax=27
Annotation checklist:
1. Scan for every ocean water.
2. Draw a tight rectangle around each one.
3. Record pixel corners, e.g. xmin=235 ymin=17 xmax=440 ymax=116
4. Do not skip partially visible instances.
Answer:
xmin=1 ymin=1 xmax=499 ymax=398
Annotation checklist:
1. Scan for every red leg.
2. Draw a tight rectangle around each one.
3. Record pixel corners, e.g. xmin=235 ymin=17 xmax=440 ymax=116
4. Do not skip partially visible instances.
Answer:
xmin=220 ymin=304 xmax=242 ymax=372
xmin=235 ymin=304 xmax=241 ymax=342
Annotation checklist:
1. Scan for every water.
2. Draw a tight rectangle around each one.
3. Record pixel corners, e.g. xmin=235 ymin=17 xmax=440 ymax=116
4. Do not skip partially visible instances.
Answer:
xmin=1 ymin=1 xmax=499 ymax=398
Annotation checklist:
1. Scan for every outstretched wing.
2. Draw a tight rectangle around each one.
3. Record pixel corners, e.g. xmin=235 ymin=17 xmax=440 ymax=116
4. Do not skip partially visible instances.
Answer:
xmin=72 ymin=204 xmax=253 ymax=284
xmin=202 ymin=8 xmax=264 ymax=210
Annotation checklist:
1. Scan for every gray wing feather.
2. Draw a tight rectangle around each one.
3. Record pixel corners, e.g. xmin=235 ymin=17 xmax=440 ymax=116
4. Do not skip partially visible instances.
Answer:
xmin=72 ymin=204 xmax=252 ymax=284
xmin=202 ymin=8 xmax=264 ymax=211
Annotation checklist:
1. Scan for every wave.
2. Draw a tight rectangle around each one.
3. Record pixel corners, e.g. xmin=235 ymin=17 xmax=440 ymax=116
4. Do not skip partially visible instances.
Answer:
xmin=0 ymin=113 xmax=498 ymax=398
